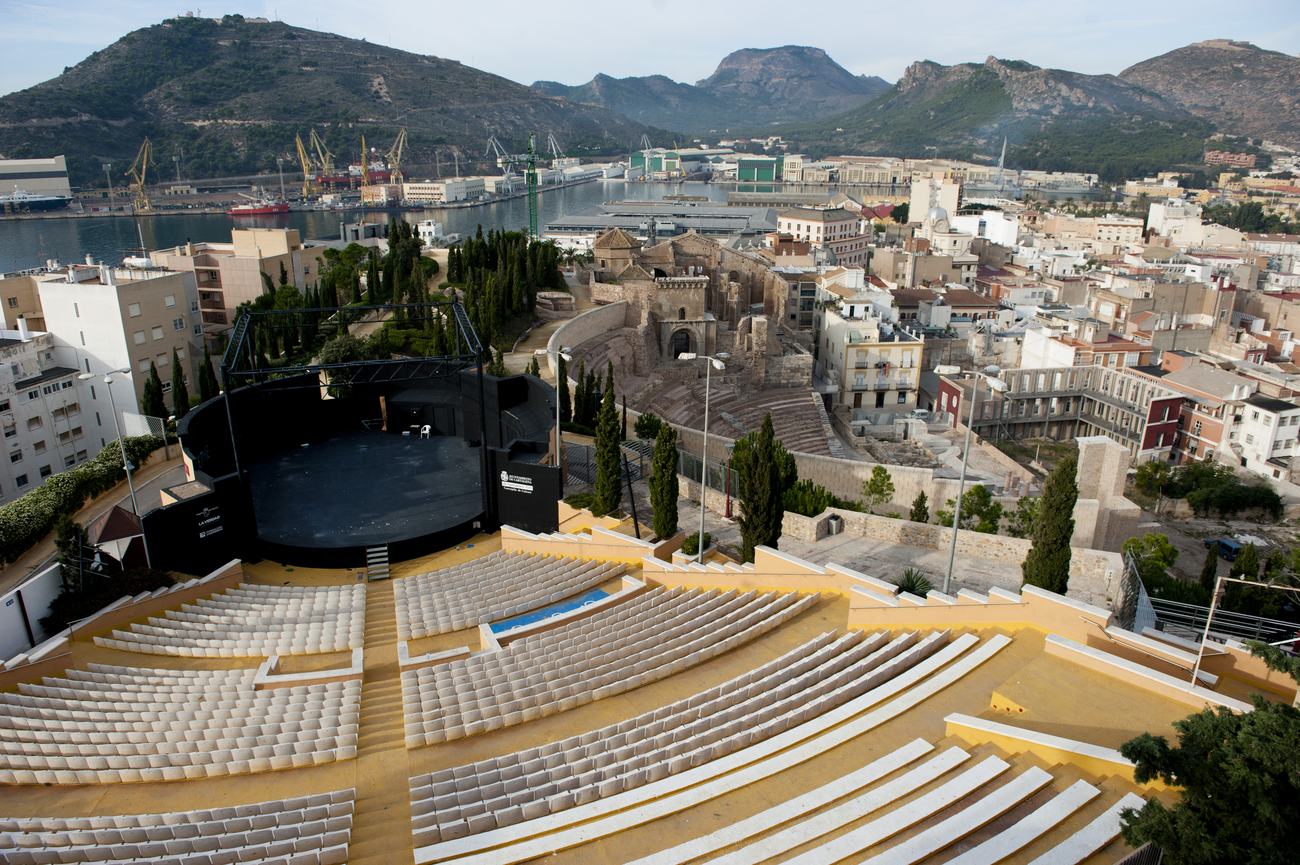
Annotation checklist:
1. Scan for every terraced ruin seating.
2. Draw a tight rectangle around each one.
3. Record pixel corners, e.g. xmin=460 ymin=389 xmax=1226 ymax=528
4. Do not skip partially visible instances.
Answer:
xmin=408 ymin=628 xmax=951 ymax=848
xmin=402 ymin=587 xmax=817 ymax=747
xmin=93 ymin=583 xmax=365 ymax=657
xmin=394 ymin=552 xmax=623 ymax=639
xmin=0 ymin=788 xmax=356 ymax=864
xmin=638 ymin=378 xmax=834 ymax=456
xmin=0 ymin=664 xmax=360 ymax=785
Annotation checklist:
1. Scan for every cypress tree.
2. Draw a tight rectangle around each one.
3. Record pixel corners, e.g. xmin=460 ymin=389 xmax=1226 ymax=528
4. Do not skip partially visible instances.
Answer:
xmin=737 ymin=415 xmax=789 ymax=563
xmin=649 ymin=423 xmax=680 ymax=540
xmin=582 ymin=368 xmax=599 ymax=428
xmin=1199 ymin=544 xmax=1219 ymax=592
xmin=142 ymin=362 xmax=167 ymax=421
xmin=621 ymin=397 xmax=628 ymax=441
xmin=198 ymin=345 xmax=220 ymax=402
xmin=909 ymin=491 xmax=930 ymax=523
xmin=557 ymin=353 xmax=571 ymax=423
xmin=593 ymin=385 xmax=621 ymax=516
xmin=1021 ymin=455 xmax=1078 ymax=593
xmin=169 ymin=349 xmax=190 ymax=419
xmin=572 ymin=360 xmax=588 ymax=427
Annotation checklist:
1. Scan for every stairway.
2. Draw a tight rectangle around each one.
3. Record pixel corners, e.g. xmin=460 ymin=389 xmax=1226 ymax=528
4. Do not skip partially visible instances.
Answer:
xmin=366 ymin=545 xmax=390 ymax=581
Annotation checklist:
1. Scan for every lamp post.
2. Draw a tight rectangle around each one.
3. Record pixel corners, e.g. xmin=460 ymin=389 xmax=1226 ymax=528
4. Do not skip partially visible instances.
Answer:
xmin=935 ymin=364 xmax=1006 ymax=595
xmin=80 ymin=369 xmax=150 ymax=568
xmin=551 ymin=346 xmax=572 ymax=470
xmin=679 ymin=351 xmax=730 ymax=563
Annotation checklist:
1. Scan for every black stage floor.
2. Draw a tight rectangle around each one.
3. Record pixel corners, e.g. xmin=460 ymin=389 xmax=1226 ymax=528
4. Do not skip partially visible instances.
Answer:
xmin=248 ymin=431 xmax=482 ymax=549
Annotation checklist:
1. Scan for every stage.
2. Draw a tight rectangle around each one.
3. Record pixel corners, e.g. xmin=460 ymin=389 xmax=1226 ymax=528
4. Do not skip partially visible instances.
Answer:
xmin=247 ymin=431 xmax=483 ymax=562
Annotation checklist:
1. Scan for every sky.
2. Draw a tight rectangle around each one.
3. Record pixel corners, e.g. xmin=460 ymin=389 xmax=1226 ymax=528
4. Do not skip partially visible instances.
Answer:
xmin=2 ymin=0 xmax=1298 ymax=96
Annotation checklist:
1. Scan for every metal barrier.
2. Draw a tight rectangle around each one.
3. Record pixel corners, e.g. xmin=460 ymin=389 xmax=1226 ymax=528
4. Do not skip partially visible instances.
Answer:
xmin=1114 ymin=843 xmax=1163 ymax=865
xmin=1148 ymin=597 xmax=1298 ymax=643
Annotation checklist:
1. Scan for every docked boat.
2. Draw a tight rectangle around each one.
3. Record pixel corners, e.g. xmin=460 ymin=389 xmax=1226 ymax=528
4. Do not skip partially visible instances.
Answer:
xmin=227 ymin=197 xmax=290 ymax=216
xmin=0 ymin=187 xmax=71 ymax=213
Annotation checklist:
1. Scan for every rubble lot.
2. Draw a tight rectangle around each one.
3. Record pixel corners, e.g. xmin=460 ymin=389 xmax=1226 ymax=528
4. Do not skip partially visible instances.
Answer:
xmin=1136 ymin=508 xmax=1300 ymax=580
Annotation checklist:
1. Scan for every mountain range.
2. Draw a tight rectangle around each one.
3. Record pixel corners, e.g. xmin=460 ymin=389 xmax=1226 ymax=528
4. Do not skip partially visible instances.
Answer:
xmin=0 ymin=17 xmax=1296 ymax=188
xmin=533 ymin=46 xmax=891 ymax=132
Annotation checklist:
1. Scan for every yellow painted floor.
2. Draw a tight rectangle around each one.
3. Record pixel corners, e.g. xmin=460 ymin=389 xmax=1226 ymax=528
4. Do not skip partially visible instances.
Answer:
xmin=0 ymin=543 xmax=1210 ymax=865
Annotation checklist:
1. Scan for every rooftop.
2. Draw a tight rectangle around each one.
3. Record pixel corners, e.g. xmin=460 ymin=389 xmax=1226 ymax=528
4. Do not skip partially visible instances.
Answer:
xmin=13 ymin=365 xmax=78 ymax=390
xmin=1244 ymin=393 xmax=1300 ymax=414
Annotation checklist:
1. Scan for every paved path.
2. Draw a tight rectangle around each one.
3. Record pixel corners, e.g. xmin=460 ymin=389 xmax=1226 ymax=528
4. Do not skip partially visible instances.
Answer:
xmin=504 ymin=275 xmax=592 ymax=375
xmin=0 ymin=455 xmax=187 ymax=594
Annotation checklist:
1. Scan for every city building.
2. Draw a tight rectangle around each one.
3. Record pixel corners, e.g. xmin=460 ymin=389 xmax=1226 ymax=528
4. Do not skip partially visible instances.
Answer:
xmin=1235 ymin=393 xmax=1300 ymax=491
xmin=401 ymin=177 xmax=486 ymax=204
xmin=37 ymin=262 xmax=203 ymax=428
xmin=1 ymin=324 xmax=93 ymax=504
xmin=1204 ymin=149 xmax=1257 ymax=168
xmin=775 ymin=208 xmax=870 ymax=266
xmin=0 ymin=156 xmax=73 ymax=199
xmin=151 ymin=229 xmax=325 ymax=341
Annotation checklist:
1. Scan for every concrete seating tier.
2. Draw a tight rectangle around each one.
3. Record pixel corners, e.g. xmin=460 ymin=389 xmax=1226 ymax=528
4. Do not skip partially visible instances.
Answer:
xmin=0 ymin=664 xmax=360 ymax=785
xmin=402 ymin=587 xmax=817 ymax=746
xmin=408 ymin=627 xmax=947 ymax=847
xmin=93 ymin=583 xmax=366 ymax=657
xmin=0 ymin=788 xmax=355 ymax=865
xmin=394 ymin=552 xmax=623 ymax=639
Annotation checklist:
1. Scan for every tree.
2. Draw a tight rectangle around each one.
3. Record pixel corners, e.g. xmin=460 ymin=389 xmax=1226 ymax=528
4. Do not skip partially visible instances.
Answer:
xmin=592 ymin=384 xmax=621 ymax=516
xmin=635 ymin=412 xmax=663 ymax=441
xmin=1230 ymin=543 xmax=1260 ymax=580
xmin=197 ymin=345 xmax=220 ymax=403
xmin=54 ymin=516 xmax=93 ymax=593
xmin=572 ymin=360 xmax=589 ymax=428
xmin=1134 ymin=460 xmax=1172 ymax=511
xmin=1022 ymin=455 xmax=1077 ymax=593
xmin=1119 ymin=698 xmax=1299 ymax=865
xmin=621 ymin=397 xmax=628 ymax=441
xmin=141 ymin=362 xmax=167 ymax=421
xmin=892 ymin=202 xmax=910 ymax=224
xmin=735 ymin=415 xmax=794 ymax=563
xmin=1005 ymin=496 xmax=1039 ymax=539
xmin=937 ymin=485 xmax=1003 ymax=533
xmin=649 ymin=423 xmax=680 ymax=540
xmin=487 ymin=348 xmax=508 ymax=377
xmin=169 ymin=349 xmax=190 ymax=419
xmin=1123 ymin=533 xmax=1179 ymax=583
xmin=1200 ymin=544 xmax=1220 ymax=592
xmin=909 ymin=491 xmax=930 ymax=524
xmin=556 ymin=353 xmax=571 ymax=423
xmin=862 ymin=466 xmax=895 ymax=513
xmin=526 ymin=356 xmax=540 ymax=377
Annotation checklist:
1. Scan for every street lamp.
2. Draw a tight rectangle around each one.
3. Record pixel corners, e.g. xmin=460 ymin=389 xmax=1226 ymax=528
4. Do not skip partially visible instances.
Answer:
xmin=679 ymin=351 xmax=730 ymax=563
xmin=936 ymin=364 xmax=1007 ymax=595
xmin=551 ymin=346 xmax=572 ymax=470
xmin=80 ymin=369 xmax=151 ymax=568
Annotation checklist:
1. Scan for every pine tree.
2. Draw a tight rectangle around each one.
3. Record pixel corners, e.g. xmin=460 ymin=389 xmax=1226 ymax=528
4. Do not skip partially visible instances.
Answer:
xmin=650 ymin=424 xmax=680 ymax=540
xmin=557 ymin=354 xmax=571 ymax=423
xmin=142 ymin=362 xmax=167 ymax=421
xmin=1021 ymin=455 xmax=1077 ymax=593
xmin=862 ymin=466 xmax=895 ymax=513
xmin=169 ymin=349 xmax=190 ymax=419
xmin=593 ymin=385 xmax=621 ymax=516
xmin=909 ymin=491 xmax=930 ymax=523
xmin=737 ymin=415 xmax=787 ymax=563
xmin=197 ymin=346 xmax=220 ymax=402
xmin=1199 ymin=544 xmax=1220 ymax=592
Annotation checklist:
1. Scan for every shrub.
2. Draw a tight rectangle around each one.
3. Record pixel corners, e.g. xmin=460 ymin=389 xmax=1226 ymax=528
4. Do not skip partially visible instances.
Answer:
xmin=895 ymin=568 xmax=934 ymax=596
xmin=682 ymin=531 xmax=712 ymax=556
xmin=782 ymin=478 xmax=861 ymax=517
xmin=634 ymin=412 xmax=663 ymax=441
xmin=0 ymin=436 xmax=163 ymax=565
xmin=563 ymin=492 xmax=597 ymax=511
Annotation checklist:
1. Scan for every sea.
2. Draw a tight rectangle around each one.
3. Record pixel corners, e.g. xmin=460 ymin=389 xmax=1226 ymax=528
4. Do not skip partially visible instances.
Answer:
xmin=0 ymin=180 xmax=731 ymax=273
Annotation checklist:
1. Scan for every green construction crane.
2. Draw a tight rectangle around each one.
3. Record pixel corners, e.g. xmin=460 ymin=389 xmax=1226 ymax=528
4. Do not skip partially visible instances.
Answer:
xmin=525 ymin=133 xmax=539 ymax=239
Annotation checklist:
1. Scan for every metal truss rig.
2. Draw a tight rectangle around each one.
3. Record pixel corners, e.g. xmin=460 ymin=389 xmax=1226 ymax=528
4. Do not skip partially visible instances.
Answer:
xmin=221 ymin=301 xmax=486 ymax=388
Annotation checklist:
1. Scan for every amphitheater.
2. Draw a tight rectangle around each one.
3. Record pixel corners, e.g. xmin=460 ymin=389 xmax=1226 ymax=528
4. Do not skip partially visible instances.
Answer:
xmin=2 ymin=509 xmax=1293 ymax=865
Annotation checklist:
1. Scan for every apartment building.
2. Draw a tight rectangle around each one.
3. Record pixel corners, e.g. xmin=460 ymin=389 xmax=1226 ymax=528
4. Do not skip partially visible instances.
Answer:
xmin=1236 ymin=394 xmax=1300 ymax=489
xmin=813 ymin=272 xmax=922 ymax=415
xmin=401 ymin=177 xmax=486 ymax=204
xmin=37 ymin=263 xmax=203 ymax=426
xmin=151 ymin=229 xmax=324 ymax=341
xmin=936 ymin=364 xmax=1183 ymax=463
xmin=776 ymin=208 xmax=870 ymax=266
xmin=1020 ymin=326 xmax=1153 ymax=370
xmin=1136 ymin=357 xmax=1256 ymax=464
xmin=1 ymin=325 xmax=94 ymax=505
xmin=0 ymin=270 xmax=47 ymax=331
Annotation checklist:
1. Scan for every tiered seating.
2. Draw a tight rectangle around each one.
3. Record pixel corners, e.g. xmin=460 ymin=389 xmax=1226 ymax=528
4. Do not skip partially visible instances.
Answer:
xmin=402 ymin=587 xmax=817 ymax=746
xmin=0 ymin=664 xmax=360 ymax=784
xmin=394 ymin=552 xmax=623 ymax=639
xmin=408 ymin=628 xmax=947 ymax=846
xmin=0 ymin=789 xmax=355 ymax=864
xmin=94 ymin=583 xmax=365 ymax=657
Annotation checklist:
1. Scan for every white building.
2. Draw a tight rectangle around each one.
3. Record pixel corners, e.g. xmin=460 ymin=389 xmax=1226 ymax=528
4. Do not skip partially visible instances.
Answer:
xmin=950 ymin=209 xmax=1020 ymax=248
xmin=1 ymin=324 xmax=95 ymax=504
xmin=416 ymin=220 xmax=445 ymax=247
xmin=0 ymin=156 xmax=72 ymax=199
xmin=401 ymin=177 xmax=486 ymax=204
xmin=909 ymin=175 xmax=960 ymax=222
xmin=1236 ymin=393 xmax=1300 ymax=493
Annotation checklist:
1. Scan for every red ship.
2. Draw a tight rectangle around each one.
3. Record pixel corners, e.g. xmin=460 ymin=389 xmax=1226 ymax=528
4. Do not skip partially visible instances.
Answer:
xmin=227 ymin=198 xmax=291 ymax=217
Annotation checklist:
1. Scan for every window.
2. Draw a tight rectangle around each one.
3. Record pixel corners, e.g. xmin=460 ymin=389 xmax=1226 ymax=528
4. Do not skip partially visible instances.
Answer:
xmin=9 ymin=450 xmax=21 ymax=463
xmin=33 ymin=441 xmax=46 ymax=454
xmin=164 ymin=294 xmax=176 ymax=308
xmin=64 ymin=455 xmax=76 ymax=468
xmin=38 ymin=465 xmax=51 ymax=478
xmin=193 ymin=325 xmax=202 ymax=336
xmin=79 ymin=330 xmax=85 ymax=346
xmin=176 ymin=349 xmax=186 ymax=362
xmin=5 ymin=297 xmax=15 ymax=308
xmin=162 ymin=381 xmax=172 ymax=393
xmin=26 ymin=390 xmax=37 ymax=401
xmin=897 ymin=393 xmax=907 ymax=404
xmin=1192 ymin=421 xmax=1202 ymax=437
xmin=0 ymin=400 xmax=7 ymax=412
xmin=151 ymin=326 xmax=164 ymax=341
xmin=75 ymin=449 xmax=87 ymax=461
xmin=1251 ymin=411 xmax=1259 ymax=421
xmin=157 ymin=353 xmax=169 ymax=367
xmin=15 ymin=474 xmax=27 ymax=487
xmin=128 ymin=303 xmax=141 ymax=317
xmin=1246 ymin=434 xmax=1255 ymax=445
xmin=2 ymin=425 xmax=13 ymax=439
xmin=27 ymin=417 xmax=41 ymax=430
xmin=137 ymin=358 xmax=150 ymax=373
xmin=173 ymin=318 xmax=184 ymax=331
xmin=133 ymin=330 xmax=146 ymax=345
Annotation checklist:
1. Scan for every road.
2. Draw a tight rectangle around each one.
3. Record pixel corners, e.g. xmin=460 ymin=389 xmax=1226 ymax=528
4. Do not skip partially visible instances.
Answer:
xmin=0 ymin=456 xmax=188 ymax=595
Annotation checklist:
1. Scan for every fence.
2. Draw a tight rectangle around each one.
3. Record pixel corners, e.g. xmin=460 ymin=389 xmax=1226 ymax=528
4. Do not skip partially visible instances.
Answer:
xmin=1148 ymin=597 xmax=1299 ymax=643
xmin=1114 ymin=552 xmax=1157 ymax=634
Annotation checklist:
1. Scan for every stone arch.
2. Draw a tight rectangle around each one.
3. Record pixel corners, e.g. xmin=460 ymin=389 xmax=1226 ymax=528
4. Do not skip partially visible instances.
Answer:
xmin=653 ymin=267 xmax=669 ymax=278
xmin=670 ymin=328 xmax=693 ymax=358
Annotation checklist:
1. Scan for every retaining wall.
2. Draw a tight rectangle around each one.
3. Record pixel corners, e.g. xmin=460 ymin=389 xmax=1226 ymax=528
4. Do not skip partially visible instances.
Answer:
xmin=547 ymin=302 xmax=629 ymax=377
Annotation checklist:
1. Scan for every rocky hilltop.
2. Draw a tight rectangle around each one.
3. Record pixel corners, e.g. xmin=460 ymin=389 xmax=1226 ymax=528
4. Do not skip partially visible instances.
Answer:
xmin=1120 ymin=40 xmax=1300 ymax=148
xmin=0 ymin=15 xmax=660 ymax=186
xmin=791 ymin=56 xmax=1210 ymax=179
xmin=533 ymin=45 xmax=889 ymax=134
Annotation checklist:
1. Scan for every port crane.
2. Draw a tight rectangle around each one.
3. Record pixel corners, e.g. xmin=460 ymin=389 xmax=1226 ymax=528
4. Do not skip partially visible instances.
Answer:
xmin=125 ymin=138 xmax=155 ymax=213
xmin=486 ymin=136 xmax=516 ymax=174
xmin=546 ymin=133 xmax=566 ymax=168
xmin=525 ymin=134 xmax=539 ymax=239
xmin=360 ymin=134 xmax=369 ymax=186
xmin=309 ymin=129 xmax=335 ymax=174
xmin=385 ymin=128 xmax=408 ymax=186
xmin=294 ymin=133 xmax=314 ymax=197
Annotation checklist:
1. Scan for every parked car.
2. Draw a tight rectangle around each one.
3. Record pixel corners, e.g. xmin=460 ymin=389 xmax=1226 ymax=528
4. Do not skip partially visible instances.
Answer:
xmin=1203 ymin=537 xmax=1243 ymax=562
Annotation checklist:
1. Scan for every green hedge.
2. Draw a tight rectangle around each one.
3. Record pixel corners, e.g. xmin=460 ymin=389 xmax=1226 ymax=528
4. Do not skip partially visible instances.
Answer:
xmin=0 ymin=436 xmax=163 ymax=565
